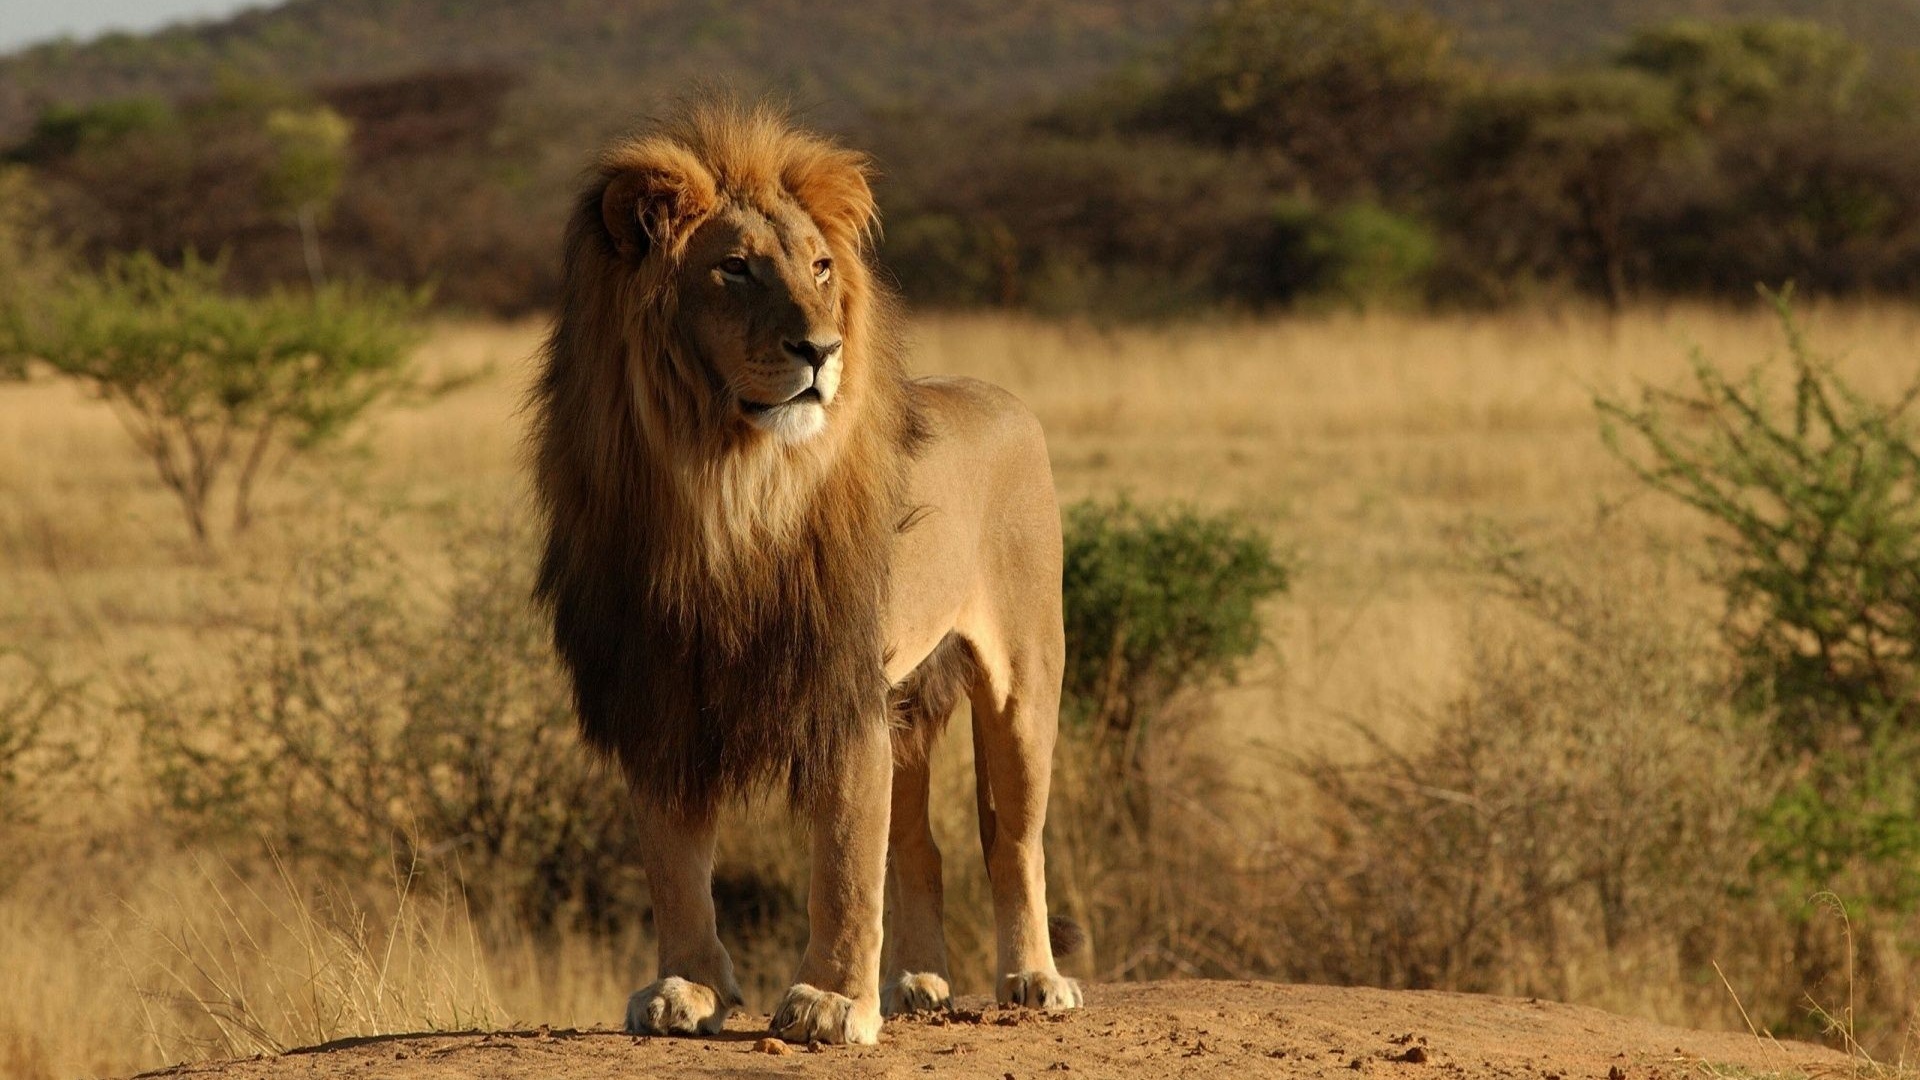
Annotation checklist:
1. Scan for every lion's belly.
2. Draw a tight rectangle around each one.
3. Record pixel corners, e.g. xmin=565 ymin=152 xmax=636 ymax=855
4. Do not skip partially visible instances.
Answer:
xmin=884 ymin=513 xmax=981 ymax=685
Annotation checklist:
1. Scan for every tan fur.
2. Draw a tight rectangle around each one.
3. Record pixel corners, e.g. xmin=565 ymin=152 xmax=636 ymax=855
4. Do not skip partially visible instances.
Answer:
xmin=531 ymin=99 xmax=1079 ymax=1046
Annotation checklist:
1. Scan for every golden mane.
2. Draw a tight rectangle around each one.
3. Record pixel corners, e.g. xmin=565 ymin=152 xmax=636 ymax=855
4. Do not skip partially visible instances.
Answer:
xmin=530 ymin=100 xmax=923 ymax=820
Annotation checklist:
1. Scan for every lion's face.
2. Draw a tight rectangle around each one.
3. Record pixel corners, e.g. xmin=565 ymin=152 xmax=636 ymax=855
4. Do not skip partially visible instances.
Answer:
xmin=675 ymin=202 xmax=845 ymax=445
xmin=592 ymin=124 xmax=878 ymax=453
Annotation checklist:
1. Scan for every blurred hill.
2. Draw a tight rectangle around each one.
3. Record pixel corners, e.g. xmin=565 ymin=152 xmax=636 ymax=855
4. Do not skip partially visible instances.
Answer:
xmin=5 ymin=0 xmax=1919 ymax=139
xmin=3 ymin=0 xmax=1917 ymax=314
xmin=1397 ymin=0 xmax=1920 ymax=65
xmin=0 ymin=0 xmax=1210 ymax=142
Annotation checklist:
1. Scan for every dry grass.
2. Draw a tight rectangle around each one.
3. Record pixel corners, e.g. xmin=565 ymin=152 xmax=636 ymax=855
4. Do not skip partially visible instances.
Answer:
xmin=6 ymin=300 xmax=1920 ymax=1078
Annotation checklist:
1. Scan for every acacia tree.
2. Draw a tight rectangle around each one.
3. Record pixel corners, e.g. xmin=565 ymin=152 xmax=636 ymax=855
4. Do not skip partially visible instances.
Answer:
xmin=1617 ymin=18 xmax=1866 ymax=128
xmin=1438 ymin=71 xmax=1684 ymax=308
xmin=1135 ymin=0 xmax=1463 ymax=199
xmin=10 ymin=253 xmax=422 ymax=545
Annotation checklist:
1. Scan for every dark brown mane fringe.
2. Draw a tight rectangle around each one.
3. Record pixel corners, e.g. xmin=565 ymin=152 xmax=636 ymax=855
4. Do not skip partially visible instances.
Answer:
xmin=529 ymin=101 xmax=924 ymax=822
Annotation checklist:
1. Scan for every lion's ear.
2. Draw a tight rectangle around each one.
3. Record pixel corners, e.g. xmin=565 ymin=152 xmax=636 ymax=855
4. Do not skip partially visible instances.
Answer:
xmin=785 ymin=146 xmax=878 ymax=250
xmin=599 ymin=144 xmax=719 ymax=261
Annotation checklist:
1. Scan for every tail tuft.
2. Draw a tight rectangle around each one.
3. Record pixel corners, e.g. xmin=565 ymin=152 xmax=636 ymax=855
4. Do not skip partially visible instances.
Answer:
xmin=1047 ymin=915 xmax=1086 ymax=958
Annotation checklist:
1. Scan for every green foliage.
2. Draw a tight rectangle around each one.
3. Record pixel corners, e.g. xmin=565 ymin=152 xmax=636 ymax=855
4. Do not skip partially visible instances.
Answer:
xmin=6 ymin=3 xmax=1920 ymax=314
xmin=1439 ymin=69 xmax=1684 ymax=306
xmin=18 ymin=97 xmax=176 ymax=159
xmin=132 ymin=528 xmax=642 ymax=931
xmin=1756 ymin=732 xmax=1920 ymax=915
xmin=1136 ymin=0 xmax=1462 ymax=198
xmin=1601 ymin=291 xmax=1920 ymax=924
xmin=1618 ymin=18 xmax=1866 ymax=126
xmin=12 ymin=252 xmax=423 ymax=544
xmin=1272 ymin=198 xmax=1438 ymax=309
xmin=262 ymin=104 xmax=352 ymax=286
xmin=1601 ymin=291 xmax=1920 ymax=748
xmin=262 ymin=106 xmax=351 ymax=214
xmin=1060 ymin=499 xmax=1290 ymax=758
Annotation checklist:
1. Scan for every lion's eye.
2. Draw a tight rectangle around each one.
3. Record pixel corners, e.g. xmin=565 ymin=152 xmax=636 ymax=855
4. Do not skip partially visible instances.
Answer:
xmin=719 ymin=256 xmax=750 ymax=279
xmin=813 ymin=257 xmax=833 ymax=284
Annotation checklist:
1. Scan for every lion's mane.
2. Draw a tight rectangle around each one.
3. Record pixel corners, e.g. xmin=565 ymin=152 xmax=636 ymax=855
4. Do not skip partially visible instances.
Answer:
xmin=530 ymin=102 xmax=923 ymax=821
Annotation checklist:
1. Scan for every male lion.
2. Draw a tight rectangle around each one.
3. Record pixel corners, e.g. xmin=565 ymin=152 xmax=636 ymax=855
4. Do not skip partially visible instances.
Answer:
xmin=530 ymin=101 xmax=1081 ymax=1046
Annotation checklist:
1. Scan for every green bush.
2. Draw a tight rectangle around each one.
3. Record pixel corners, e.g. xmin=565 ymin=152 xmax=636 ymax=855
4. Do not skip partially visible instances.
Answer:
xmin=1060 ymin=498 xmax=1290 ymax=763
xmin=1271 ymin=197 xmax=1438 ymax=309
xmin=10 ymin=252 xmax=423 ymax=544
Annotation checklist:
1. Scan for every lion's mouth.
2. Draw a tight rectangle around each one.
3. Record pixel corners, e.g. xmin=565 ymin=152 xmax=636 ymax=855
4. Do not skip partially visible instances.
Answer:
xmin=740 ymin=387 xmax=823 ymax=414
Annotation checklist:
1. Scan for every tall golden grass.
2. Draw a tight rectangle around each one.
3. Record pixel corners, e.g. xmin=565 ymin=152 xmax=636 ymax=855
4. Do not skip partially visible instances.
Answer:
xmin=6 ymin=301 xmax=1920 ymax=1078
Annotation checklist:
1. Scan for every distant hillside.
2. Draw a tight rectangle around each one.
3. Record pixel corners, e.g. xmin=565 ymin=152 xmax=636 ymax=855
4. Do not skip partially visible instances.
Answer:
xmin=0 ymin=0 xmax=1209 ymax=141
xmin=5 ymin=0 xmax=1916 ymax=314
xmin=1398 ymin=0 xmax=1920 ymax=65
xmin=5 ymin=0 xmax=1919 ymax=141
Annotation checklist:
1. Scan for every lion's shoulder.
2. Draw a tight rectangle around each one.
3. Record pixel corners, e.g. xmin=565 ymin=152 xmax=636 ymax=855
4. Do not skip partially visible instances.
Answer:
xmin=900 ymin=376 xmax=1054 ymax=526
xmin=906 ymin=375 xmax=1045 ymax=449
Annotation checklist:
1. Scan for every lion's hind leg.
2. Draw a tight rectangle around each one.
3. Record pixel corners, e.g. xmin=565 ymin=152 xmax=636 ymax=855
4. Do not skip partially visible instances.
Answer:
xmin=880 ymin=635 xmax=974 ymax=1015
xmin=625 ymin=803 xmax=743 ymax=1035
xmin=882 ymin=754 xmax=953 ymax=1015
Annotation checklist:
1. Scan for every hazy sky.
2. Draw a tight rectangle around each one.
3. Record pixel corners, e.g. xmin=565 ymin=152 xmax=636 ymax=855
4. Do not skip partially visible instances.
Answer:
xmin=2 ymin=0 xmax=271 ymax=54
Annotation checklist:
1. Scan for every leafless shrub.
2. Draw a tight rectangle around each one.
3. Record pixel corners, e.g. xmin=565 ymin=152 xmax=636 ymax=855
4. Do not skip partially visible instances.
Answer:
xmin=131 ymin=523 xmax=644 ymax=932
xmin=1261 ymin=532 xmax=1771 ymax=1012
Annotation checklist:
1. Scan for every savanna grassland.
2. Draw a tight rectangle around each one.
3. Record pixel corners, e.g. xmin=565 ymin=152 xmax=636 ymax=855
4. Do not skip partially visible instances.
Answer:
xmin=6 ymin=301 xmax=1920 ymax=1079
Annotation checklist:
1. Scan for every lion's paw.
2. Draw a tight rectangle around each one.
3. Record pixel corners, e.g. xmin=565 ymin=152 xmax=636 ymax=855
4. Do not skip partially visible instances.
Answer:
xmin=771 ymin=983 xmax=882 ymax=1045
xmin=881 ymin=972 xmax=952 ymax=1016
xmin=625 ymin=976 xmax=732 ymax=1036
xmin=998 ymin=970 xmax=1083 ymax=1010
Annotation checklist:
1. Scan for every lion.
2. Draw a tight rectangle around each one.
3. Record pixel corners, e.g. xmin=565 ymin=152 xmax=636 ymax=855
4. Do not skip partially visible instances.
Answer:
xmin=529 ymin=100 xmax=1082 ymax=1046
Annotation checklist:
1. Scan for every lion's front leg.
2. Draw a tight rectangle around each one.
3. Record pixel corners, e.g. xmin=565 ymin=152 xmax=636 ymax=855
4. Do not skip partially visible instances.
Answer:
xmin=625 ymin=802 xmax=742 ymax=1036
xmin=771 ymin=721 xmax=892 ymax=1045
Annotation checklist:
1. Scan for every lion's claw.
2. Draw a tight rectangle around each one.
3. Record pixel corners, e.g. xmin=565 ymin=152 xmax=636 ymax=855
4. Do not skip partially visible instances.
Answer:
xmin=882 ymin=972 xmax=952 ymax=1015
xmin=625 ymin=976 xmax=732 ymax=1035
xmin=771 ymin=983 xmax=882 ymax=1045
xmin=998 ymin=970 xmax=1083 ymax=1010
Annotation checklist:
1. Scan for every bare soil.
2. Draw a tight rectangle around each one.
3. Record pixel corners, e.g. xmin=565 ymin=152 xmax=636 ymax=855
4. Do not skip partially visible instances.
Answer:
xmin=129 ymin=980 xmax=1843 ymax=1080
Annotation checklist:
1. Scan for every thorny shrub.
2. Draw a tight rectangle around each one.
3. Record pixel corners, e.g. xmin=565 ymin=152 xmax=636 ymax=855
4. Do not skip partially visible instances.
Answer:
xmin=132 ymin=526 xmax=644 ymax=932
xmin=0 ymin=654 xmax=83 ymax=848
xmin=1272 ymin=535 xmax=1768 ymax=1007
xmin=1600 ymin=292 xmax=1920 ymax=1044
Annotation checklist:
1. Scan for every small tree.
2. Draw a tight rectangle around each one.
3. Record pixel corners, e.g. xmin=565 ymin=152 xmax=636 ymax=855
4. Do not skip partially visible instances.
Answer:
xmin=1439 ymin=70 xmax=1685 ymax=308
xmin=1137 ymin=0 xmax=1462 ymax=199
xmin=11 ymin=253 xmax=423 ymax=545
xmin=263 ymin=105 xmax=352 ymax=289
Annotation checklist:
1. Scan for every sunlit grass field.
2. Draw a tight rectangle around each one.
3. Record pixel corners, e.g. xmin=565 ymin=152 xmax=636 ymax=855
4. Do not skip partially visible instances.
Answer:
xmin=5 ymin=302 xmax=1919 ymax=1078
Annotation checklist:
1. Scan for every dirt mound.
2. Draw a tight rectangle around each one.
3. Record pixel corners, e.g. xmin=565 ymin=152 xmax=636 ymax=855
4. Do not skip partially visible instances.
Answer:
xmin=131 ymin=981 xmax=1842 ymax=1080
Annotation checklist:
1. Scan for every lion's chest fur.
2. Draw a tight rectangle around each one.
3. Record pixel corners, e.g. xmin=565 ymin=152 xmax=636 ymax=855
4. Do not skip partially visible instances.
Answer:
xmin=540 ymin=436 xmax=908 ymax=818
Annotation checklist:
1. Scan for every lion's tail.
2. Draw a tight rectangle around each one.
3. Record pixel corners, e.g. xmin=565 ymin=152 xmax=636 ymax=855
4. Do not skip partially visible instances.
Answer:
xmin=968 ymin=691 xmax=1085 ymax=962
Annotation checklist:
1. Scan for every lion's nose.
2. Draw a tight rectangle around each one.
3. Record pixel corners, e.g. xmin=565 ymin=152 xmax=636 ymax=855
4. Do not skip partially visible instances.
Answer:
xmin=782 ymin=337 xmax=842 ymax=371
